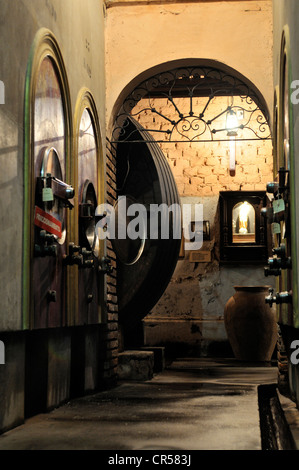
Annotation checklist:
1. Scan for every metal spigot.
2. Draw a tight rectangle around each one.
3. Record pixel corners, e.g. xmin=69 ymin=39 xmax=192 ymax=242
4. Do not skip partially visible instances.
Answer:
xmin=265 ymin=288 xmax=292 ymax=307
xmin=264 ymin=266 xmax=281 ymax=277
xmin=265 ymin=288 xmax=275 ymax=307
xmin=40 ymin=230 xmax=56 ymax=243
xmin=63 ymin=243 xmax=83 ymax=266
xmin=47 ymin=290 xmax=57 ymax=303
xmin=79 ymin=201 xmax=94 ymax=220
xmin=81 ymin=247 xmax=94 ymax=269
xmin=267 ymin=182 xmax=279 ymax=194
xmin=273 ymin=244 xmax=286 ymax=258
xmin=34 ymin=230 xmax=58 ymax=257
xmin=39 ymin=174 xmax=74 ymax=209
xmin=99 ymin=256 xmax=113 ymax=274
xmin=51 ymin=176 xmax=75 ymax=200
xmin=34 ymin=243 xmax=57 ymax=257
xmin=268 ymin=256 xmax=292 ymax=270
xmin=277 ymin=291 xmax=292 ymax=304
xmin=267 ymin=243 xmax=292 ymax=270
xmin=87 ymin=294 xmax=93 ymax=303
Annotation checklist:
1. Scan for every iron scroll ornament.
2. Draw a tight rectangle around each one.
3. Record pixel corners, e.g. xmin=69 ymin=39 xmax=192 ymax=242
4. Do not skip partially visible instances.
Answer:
xmin=112 ymin=66 xmax=271 ymax=144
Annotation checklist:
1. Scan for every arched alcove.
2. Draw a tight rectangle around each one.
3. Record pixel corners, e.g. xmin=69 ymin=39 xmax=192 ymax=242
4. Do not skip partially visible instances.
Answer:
xmin=109 ymin=59 xmax=271 ymax=142
xmin=108 ymin=59 xmax=274 ymax=354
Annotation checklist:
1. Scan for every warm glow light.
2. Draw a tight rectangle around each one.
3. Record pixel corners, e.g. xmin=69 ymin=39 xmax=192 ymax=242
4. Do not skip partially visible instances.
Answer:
xmin=227 ymin=110 xmax=238 ymax=175
xmin=226 ymin=110 xmax=238 ymax=135
xmin=238 ymin=201 xmax=250 ymax=234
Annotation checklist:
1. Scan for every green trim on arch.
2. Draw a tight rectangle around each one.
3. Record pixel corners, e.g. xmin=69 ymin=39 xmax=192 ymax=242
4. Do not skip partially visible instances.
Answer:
xmin=73 ymin=88 xmax=106 ymax=325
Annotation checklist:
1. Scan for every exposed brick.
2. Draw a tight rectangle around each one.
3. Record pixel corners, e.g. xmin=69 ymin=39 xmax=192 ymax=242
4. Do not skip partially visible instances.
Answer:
xmin=132 ymin=96 xmax=272 ymax=198
xmin=106 ymin=339 xmax=119 ymax=350
xmin=107 ymin=275 xmax=117 ymax=286
xmin=107 ymin=321 xmax=118 ymax=331
xmin=107 ymin=284 xmax=117 ymax=295
xmin=200 ymin=186 xmax=214 ymax=196
xmin=107 ymin=312 xmax=118 ymax=322
xmin=197 ymin=166 xmax=215 ymax=176
xmin=204 ymin=174 xmax=219 ymax=185
xmin=107 ymin=293 xmax=118 ymax=304
xmin=107 ymin=303 xmax=118 ymax=313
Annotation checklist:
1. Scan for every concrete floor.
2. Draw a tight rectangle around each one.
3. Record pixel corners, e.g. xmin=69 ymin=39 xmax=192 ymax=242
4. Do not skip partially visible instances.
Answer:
xmin=0 ymin=357 xmax=280 ymax=451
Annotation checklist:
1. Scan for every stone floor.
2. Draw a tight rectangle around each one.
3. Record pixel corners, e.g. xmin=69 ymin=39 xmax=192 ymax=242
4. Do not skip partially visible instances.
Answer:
xmin=0 ymin=357 xmax=286 ymax=452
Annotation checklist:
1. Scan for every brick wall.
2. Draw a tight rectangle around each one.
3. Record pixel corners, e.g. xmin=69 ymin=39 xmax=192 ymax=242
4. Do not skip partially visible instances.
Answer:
xmin=106 ymin=96 xmax=273 ymax=356
xmin=134 ymin=95 xmax=273 ymax=352
xmin=100 ymin=140 xmax=119 ymax=385
xmin=134 ymin=96 xmax=273 ymax=195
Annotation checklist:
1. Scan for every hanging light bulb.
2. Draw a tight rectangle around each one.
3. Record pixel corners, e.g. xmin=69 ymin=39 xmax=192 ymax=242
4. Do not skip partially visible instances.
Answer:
xmin=226 ymin=109 xmax=238 ymax=176
xmin=226 ymin=109 xmax=238 ymax=136
xmin=229 ymin=137 xmax=236 ymax=175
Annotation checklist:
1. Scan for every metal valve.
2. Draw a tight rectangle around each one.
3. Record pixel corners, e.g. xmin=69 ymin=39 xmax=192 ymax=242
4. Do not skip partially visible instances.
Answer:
xmin=273 ymin=243 xmax=286 ymax=257
xmin=268 ymin=256 xmax=292 ymax=270
xmin=63 ymin=244 xmax=95 ymax=268
xmin=266 ymin=182 xmax=279 ymax=194
xmin=39 ymin=173 xmax=74 ymax=210
xmin=265 ymin=288 xmax=292 ymax=307
xmin=266 ymin=169 xmax=289 ymax=197
xmin=81 ymin=247 xmax=94 ymax=269
xmin=63 ymin=243 xmax=83 ymax=266
xmin=266 ymin=243 xmax=292 ymax=270
xmin=34 ymin=230 xmax=58 ymax=258
xmin=79 ymin=201 xmax=94 ymax=220
xmin=48 ymin=174 xmax=74 ymax=200
xmin=264 ymin=266 xmax=281 ymax=277
xmin=40 ymin=230 xmax=56 ymax=243
xmin=47 ymin=290 xmax=57 ymax=303
xmin=99 ymin=256 xmax=113 ymax=274
xmin=35 ymin=243 xmax=57 ymax=257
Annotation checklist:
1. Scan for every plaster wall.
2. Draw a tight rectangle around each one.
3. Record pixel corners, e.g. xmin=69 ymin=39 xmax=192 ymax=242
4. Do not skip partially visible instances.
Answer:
xmin=105 ymin=0 xmax=274 ymax=132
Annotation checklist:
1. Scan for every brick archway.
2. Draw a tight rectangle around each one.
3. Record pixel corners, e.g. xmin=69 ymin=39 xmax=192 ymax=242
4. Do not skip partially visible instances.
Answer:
xmin=107 ymin=59 xmax=273 ymax=355
xmin=109 ymin=58 xmax=271 ymax=143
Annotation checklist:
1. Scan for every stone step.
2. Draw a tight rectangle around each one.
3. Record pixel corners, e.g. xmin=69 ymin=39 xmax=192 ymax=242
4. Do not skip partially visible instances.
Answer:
xmin=117 ymin=350 xmax=154 ymax=381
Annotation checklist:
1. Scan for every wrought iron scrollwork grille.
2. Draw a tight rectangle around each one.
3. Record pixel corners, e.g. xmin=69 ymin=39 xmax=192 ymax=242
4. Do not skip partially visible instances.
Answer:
xmin=111 ymin=66 xmax=271 ymax=144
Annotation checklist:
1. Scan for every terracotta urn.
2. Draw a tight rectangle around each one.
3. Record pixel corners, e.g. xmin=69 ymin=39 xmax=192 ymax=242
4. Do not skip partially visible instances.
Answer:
xmin=224 ymin=286 xmax=278 ymax=361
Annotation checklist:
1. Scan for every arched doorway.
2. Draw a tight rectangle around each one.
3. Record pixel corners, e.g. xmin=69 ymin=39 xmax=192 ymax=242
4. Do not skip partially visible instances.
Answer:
xmin=108 ymin=61 xmax=274 ymax=354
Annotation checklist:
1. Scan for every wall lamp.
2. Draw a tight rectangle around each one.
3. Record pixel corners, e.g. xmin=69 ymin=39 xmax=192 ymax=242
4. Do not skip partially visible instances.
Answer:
xmin=226 ymin=109 xmax=238 ymax=176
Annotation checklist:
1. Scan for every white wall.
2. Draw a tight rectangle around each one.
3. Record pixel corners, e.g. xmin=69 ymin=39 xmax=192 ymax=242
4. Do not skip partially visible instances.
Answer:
xmin=106 ymin=0 xmax=273 ymax=132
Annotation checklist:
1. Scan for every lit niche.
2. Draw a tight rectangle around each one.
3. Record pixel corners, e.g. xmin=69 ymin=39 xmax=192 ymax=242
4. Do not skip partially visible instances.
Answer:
xmin=232 ymin=201 xmax=255 ymax=243
xmin=219 ymin=191 xmax=269 ymax=264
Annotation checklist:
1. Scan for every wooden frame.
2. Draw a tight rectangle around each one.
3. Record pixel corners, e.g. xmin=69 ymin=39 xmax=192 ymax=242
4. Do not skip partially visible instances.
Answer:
xmin=219 ymin=191 xmax=269 ymax=264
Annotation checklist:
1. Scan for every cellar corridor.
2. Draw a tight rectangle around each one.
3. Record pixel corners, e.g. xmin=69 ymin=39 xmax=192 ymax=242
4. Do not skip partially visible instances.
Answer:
xmin=1 ymin=0 xmax=299 ymax=456
xmin=0 ymin=357 xmax=297 ymax=451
